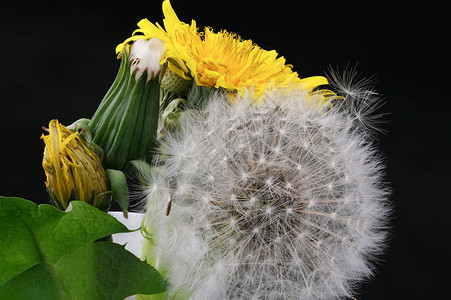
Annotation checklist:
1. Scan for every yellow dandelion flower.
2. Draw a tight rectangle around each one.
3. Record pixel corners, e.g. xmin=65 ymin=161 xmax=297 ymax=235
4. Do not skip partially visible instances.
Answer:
xmin=182 ymin=27 xmax=302 ymax=98
xmin=116 ymin=0 xmax=334 ymax=103
xmin=42 ymin=120 xmax=110 ymax=210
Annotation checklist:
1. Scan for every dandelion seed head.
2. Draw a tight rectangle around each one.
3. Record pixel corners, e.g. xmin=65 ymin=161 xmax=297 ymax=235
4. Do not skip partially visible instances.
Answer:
xmin=145 ymin=89 xmax=390 ymax=299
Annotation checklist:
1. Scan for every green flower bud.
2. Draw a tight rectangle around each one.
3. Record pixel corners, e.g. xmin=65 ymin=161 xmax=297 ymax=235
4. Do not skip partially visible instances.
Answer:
xmin=89 ymin=38 xmax=166 ymax=170
xmin=161 ymin=68 xmax=192 ymax=96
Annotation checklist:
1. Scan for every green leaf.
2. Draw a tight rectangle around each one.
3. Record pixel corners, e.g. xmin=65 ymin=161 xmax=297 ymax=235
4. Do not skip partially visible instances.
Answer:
xmin=0 ymin=197 xmax=167 ymax=299
xmin=55 ymin=242 xmax=166 ymax=299
xmin=0 ymin=263 xmax=60 ymax=300
xmin=106 ymin=169 xmax=129 ymax=218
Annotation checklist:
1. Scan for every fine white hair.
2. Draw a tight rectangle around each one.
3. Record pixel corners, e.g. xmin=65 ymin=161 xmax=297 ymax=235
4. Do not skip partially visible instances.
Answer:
xmin=144 ymin=86 xmax=390 ymax=299
xmin=129 ymin=37 xmax=165 ymax=80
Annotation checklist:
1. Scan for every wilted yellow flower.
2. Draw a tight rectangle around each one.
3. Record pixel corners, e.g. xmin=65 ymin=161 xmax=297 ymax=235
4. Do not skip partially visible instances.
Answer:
xmin=116 ymin=0 xmax=333 ymax=102
xmin=42 ymin=120 xmax=110 ymax=210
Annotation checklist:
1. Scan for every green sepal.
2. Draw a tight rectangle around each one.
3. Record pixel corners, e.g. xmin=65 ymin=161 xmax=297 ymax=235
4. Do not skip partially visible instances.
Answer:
xmin=127 ymin=160 xmax=153 ymax=185
xmin=161 ymin=98 xmax=185 ymax=130
xmin=187 ymin=81 xmax=214 ymax=108
xmin=86 ymin=140 xmax=105 ymax=164
xmin=106 ymin=169 xmax=129 ymax=218
xmin=66 ymin=118 xmax=106 ymax=162
xmin=95 ymin=191 xmax=113 ymax=212
xmin=67 ymin=118 xmax=91 ymax=135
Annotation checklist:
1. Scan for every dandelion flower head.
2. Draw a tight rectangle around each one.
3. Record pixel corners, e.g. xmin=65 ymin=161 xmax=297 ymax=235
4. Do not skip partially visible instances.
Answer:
xmin=116 ymin=0 xmax=329 ymax=101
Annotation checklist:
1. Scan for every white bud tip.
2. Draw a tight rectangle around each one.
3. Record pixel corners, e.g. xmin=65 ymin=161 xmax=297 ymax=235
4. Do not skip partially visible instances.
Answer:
xmin=130 ymin=38 xmax=166 ymax=79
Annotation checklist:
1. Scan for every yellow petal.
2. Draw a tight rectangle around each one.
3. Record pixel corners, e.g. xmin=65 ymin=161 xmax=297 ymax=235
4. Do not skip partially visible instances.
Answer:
xmin=299 ymin=76 xmax=329 ymax=92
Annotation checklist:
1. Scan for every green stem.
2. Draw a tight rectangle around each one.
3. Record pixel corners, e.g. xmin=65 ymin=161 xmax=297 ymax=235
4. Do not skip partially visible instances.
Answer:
xmin=139 ymin=216 xmax=192 ymax=300
xmin=139 ymin=216 xmax=169 ymax=300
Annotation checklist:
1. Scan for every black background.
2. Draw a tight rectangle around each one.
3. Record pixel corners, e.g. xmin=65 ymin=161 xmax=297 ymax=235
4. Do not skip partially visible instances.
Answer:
xmin=1 ymin=0 xmax=450 ymax=299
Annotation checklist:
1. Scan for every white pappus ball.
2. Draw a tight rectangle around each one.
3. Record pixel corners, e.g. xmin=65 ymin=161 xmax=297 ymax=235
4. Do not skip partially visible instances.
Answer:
xmin=144 ymin=89 xmax=390 ymax=300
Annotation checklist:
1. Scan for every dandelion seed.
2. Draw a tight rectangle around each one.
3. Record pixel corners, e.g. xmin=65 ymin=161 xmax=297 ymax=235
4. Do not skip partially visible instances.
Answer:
xmin=265 ymin=177 xmax=273 ymax=186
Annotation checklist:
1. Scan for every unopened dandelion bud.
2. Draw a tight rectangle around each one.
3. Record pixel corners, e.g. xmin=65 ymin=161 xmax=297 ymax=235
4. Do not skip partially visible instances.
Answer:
xmin=89 ymin=38 xmax=166 ymax=170
xmin=41 ymin=120 xmax=110 ymax=211
xmin=161 ymin=68 xmax=192 ymax=96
